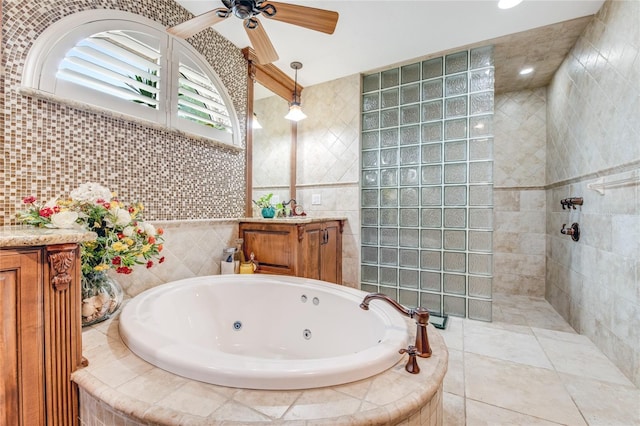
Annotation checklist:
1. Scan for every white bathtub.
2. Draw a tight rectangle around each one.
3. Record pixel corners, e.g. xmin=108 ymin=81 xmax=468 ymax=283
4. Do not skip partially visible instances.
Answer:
xmin=119 ymin=274 xmax=410 ymax=390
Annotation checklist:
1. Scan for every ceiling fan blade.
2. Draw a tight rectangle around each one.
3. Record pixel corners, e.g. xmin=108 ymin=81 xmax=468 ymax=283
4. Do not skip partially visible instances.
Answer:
xmin=244 ymin=19 xmax=279 ymax=64
xmin=167 ymin=9 xmax=228 ymax=39
xmin=263 ymin=2 xmax=338 ymax=35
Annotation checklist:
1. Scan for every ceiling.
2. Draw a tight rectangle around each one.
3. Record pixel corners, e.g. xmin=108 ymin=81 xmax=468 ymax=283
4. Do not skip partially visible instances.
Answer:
xmin=174 ymin=0 xmax=605 ymax=93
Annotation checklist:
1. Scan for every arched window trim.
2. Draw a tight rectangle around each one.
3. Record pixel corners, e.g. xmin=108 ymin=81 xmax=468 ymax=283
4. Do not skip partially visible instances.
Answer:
xmin=22 ymin=10 xmax=240 ymax=147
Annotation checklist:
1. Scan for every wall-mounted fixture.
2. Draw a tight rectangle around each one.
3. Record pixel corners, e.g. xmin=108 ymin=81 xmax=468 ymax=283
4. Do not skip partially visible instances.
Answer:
xmin=561 ymin=223 xmax=580 ymax=242
xmin=560 ymin=197 xmax=583 ymax=209
xmin=284 ymin=61 xmax=307 ymax=122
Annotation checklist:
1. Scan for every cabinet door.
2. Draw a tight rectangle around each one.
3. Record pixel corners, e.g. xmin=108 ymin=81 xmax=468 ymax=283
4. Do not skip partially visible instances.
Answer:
xmin=0 ymin=249 xmax=45 ymax=426
xmin=301 ymin=224 xmax=322 ymax=280
xmin=320 ymin=221 xmax=342 ymax=284
xmin=239 ymin=223 xmax=297 ymax=275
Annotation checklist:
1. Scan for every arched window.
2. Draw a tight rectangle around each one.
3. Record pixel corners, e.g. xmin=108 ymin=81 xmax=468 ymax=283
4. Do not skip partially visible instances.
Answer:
xmin=23 ymin=10 xmax=239 ymax=146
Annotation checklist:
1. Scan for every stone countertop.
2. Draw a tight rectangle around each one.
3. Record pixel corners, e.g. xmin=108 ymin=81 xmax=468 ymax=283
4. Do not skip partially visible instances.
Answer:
xmin=238 ymin=217 xmax=348 ymax=224
xmin=72 ymin=311 xmax=448 ymax=425
xmin=0 ymin=225 xmax=97 ymax=248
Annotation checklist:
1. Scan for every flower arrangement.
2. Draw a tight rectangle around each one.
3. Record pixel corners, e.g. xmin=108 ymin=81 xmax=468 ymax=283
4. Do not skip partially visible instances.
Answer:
xmin=17 ymin=182 xmax=165 ymax=276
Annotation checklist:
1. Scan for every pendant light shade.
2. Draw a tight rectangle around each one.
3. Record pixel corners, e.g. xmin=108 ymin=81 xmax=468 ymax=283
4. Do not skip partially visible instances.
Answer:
xmin=285 ymin=61 xmax=307 ymax=122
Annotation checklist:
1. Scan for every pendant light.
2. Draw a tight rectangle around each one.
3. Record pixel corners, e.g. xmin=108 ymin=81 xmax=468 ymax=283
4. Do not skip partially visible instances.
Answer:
xmin=284 ymin=61 xmax=307 ymax=122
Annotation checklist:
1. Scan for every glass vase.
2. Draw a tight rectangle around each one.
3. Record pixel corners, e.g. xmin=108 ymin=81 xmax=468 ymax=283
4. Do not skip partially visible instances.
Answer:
xmin=81 ymin=271 xmax=124 ymax=327
xmin=261 ymin=207 xmax=275 ymax=218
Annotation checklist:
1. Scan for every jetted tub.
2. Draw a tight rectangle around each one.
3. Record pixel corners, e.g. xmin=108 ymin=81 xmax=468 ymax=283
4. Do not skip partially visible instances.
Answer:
xmin=119 ymin=274 xmax=410 ymax=390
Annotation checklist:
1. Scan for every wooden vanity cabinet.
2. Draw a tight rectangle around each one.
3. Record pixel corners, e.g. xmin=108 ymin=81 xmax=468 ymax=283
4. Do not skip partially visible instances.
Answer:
xmin=238 ymin=220 xmax=343 ymax=284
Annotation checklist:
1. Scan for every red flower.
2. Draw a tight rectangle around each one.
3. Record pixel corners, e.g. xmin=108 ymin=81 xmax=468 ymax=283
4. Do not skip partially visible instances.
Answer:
xmin=39 ymin=207 xmax=54 ymax=218
xmin=103 ymin=202 xmax=110 ymax=209
xmin=116 ymin=266 xmax=133 ymax=274
xmin=53 ymin=206 xmax=61 ymax=213
xmin=157 ymin=228 xmax=164 ymax=235
xmin=23 ymin=196 xmax=37 ymax=204
xmin=96 ymin=199 xmax=105 ymax=204
xmin=128 ymin=206 xmax=135 ymax=213
xmin=112 ymin=256 xmax=121 ymax=265
xmin=157 ymin=244 xmax=163 ymax=252
xmin=117 ymin=233 xmax=124 ymax=239
xmin=146 ymin=261 xmax=153 ymax=269
xmin=147 ymin=236 xmax=156 ymax=244
xmin=159 ymin=256 xmax=165 ymax=264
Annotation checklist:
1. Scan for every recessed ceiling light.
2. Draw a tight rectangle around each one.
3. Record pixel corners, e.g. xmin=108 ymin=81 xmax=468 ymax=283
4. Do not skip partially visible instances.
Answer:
xmin=519 ymin=67 xmax=534 ymax=75
xmin=498 ymin=0 xmax=523 ymax=9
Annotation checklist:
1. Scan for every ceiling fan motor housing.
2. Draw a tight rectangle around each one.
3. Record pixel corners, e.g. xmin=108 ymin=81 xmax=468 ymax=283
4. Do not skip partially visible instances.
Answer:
xmin=232 ymin=0 xmax=258 ymax=19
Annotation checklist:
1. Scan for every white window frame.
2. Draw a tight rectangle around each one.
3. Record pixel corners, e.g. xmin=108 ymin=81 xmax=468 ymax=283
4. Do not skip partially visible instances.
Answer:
xmin=22 ymin=10 xmax=240 ymax=146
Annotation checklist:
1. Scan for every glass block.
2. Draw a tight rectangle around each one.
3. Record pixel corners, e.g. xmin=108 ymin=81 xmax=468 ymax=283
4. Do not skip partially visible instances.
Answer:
xmin=362 ymin=170 xmax=378 ymax=187
xmin=381 ymin=128 xmax=399 ymax=147
xmin=421 ymin=186 xmax=442 ymax=206
xmin=444 ymin=186 xmax=466 ymax=206
xmin=422 ymin=100 xmax=443 ymax=122
xmin=422 ymin=57 xmax=443 ymax=79
xmin=469 ymin=185 xmax=492 ymax=206
xmin=469 ymin=208 xmax=493 ymax=229
xmin=363 ymin=73 xmax=380 ymax=93
xmin=399 ymin=208 xmax=419 ymax=227
xmin=400 ymin=125 xmax=420 ymax=145
xmin=400 ymin=146 xmax=420 ymax=165
xmin=421 ymin=292 xmax=443 ymax=315
xmin=361 ymin=208 xmax=378 ymax=226
xmin=444 ymin=295 xmax=466 ymax=317
xmin=401 ymin=62 xmax=421 ymax=84
xmin=399 ymin=289 xmax=418 ymax=306
xmin=444 ymin=163 xmax=467 ymax=184
xmin=470 ymin=45 xmax=494 ymax=69
xmin=468 ymin=298 xmax=492 ymax=322
xmin=445 ymin=119 xmax=467 ymax=140
xmin=380 ymin=267 xmax=397 ymax=285
xmin=379 ymin=285 xmax=397 ymax=299
xmin=470 ymin=69 xmax=495 ymax=93
xmin=362 ymin=150 xmax=378 ymax=169
xmin=445 ymin=96 xmax=468 ymax=118
xmin=445 ymin=51 xmax=468 ymax=74
xmin=421 ymin=165 xmax=442 ymax=185
xmin=468 ymin=276 xmax=492 ymax=298
xmin=381 ymin=108 xmax=399 ymax=128
xmin=420 ymin=271 xmax=441 ymax=291
xmin=444 ymin=274 xmax=466 ymax=295
xmin=420 ymin=229 xmax=442 ymax=249
xmin=444 ymin=140 xmax=467 ymax=162
xmin=400 ymin=83 xmax=420 ymax=104
xmin=380 ymin=168 xmax=398 ymax=186
xmin=361 ymin=189 xmax=378 ymax=207
xmin=361 ymin=227 xmax=378 ymax=245
xmin=381 ymin=68 xmax=399 ymax=88
xmin=362 ymin=246 xmax=378 ymax=264
xmin=470 ymin=115 xmax=493 ymax=137
xmin=380 ymin=247 xmax=398 ymax=265
xmin=443 ymin=208 xmax=466 ymax=228
xmin=380 ymin=148 xmax=398 ymax=166
xmin=399 ymin=228 xmax=419 ymax=247
xmin=399 ymin=249 xmax=419 ymax=268
xmin=362 ymin=112 xmax=379 ymax=130
xmin=400 ymin=167 xmax=419 ymax=186
xmin=445 ymin=74 xmax=468 ymax=96
xmin=469 ymin=138 xmax=492 ymax=161
xmin=468 ymin=231 xmax=492 ymax=252
xmin=399 ymin=269 xmax=419 ymax=288
xmin=421 ymin=122 xmax=443 ymax=142
xmin=421 ymin=143 xmax=442 ymax=163
xmin=380 ymin=208 xmax=398 ymax=226
xmin=420 ymin=250 xmax=441 ymax=270
xmin=400 ymin=104 xmax=420 ymax=125
xmin=469 ymin=253 xmax=492 ymax=275
xmin=399 ymin=187 xmax=418 ymax=206
xmin=469 ymin=161 xmax=492 ymax=183
xmin=380 ymin=228 xmax=399 ymax=246
xmin=470 ymin=92 xmax=493 ymax=115
xmin=362 ymin=92 xmax=380 ymax=112
xmin=444 ymin=230 xmax=466 ymax=250
xmin=422 ymin=79 xmax=443 ymax=101
xmin=362 ymin=131 xmax=379 ymax=149
xmin=421 ymin=208 xmax=442 ymax=228
xmin=380 ymin=188 xmax=398 ymax=206
xmin=381 ymin=88 xmax=399 ymax=108
xmin=361 ymin=283 xmax=379 ymax=294
xmin=443 ymin=252 xmax=466 ymax=272
xmin=361 ymin=265 xmax=378 ymax=283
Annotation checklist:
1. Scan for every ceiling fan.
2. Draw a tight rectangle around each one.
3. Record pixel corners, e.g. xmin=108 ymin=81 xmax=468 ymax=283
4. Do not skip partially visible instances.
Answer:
xmin=168 ymin=0 xmax=339 ymax=64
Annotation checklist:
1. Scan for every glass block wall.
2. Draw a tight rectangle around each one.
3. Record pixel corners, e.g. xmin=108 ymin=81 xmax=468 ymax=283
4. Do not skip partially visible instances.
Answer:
xmin=360 ymin=47 xmax=494 ymax=321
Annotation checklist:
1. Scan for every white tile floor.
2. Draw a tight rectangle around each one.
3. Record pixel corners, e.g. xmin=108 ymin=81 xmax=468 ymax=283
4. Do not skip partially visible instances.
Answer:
xmin=441 ymin=294 xmax=640 ymax=426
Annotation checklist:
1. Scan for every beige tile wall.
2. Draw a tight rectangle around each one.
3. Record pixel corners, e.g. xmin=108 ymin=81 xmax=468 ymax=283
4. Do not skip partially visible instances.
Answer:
xmin=546 ymin=0 xmax=640 ymax=386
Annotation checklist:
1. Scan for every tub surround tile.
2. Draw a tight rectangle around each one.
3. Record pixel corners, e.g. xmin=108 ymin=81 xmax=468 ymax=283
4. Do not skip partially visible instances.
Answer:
xmin=232 ymin=389 xmax=302 ymax=419
xmin=157 ymin=382 xmax=229 ymax=418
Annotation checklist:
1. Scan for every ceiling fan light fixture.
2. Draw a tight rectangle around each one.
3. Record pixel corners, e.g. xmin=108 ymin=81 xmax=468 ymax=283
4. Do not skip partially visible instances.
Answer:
xmin=285 ymin=61 xmax=307 ymax=122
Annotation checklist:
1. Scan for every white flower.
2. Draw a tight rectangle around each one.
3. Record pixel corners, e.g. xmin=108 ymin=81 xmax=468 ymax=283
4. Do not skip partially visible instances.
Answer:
xmin=49 ymin=211 xmax=79 ymax=229
xmin=106 ymin=208 xmax=132 ymax=228
xmin=143 ymin=222 xmax=156 ymax=236
xmin=70 ymin=182 xmax=112 ymax=203
xmin=44 ymin=197 xmax=59 ymax=208
xmin=122 ymin=226 xmax=135 ymax=237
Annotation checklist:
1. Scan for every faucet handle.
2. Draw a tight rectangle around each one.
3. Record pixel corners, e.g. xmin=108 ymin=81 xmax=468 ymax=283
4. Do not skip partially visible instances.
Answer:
xmin=399 ymin=345 xmax=420 ymax=374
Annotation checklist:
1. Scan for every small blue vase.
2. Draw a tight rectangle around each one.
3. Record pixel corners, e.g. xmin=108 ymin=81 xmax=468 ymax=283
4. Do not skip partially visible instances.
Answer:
xmin=261 ymin=207 xmax=275 ymax=218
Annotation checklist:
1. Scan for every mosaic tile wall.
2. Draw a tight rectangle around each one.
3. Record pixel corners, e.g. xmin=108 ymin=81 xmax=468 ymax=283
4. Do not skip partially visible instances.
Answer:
xmin=2 ymin=0 xmax=248 ymax=225
xmin=360 ymin=48 xmax=495 ymax=320
xmin=546 ymin=0 xmax=640 ymax=386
